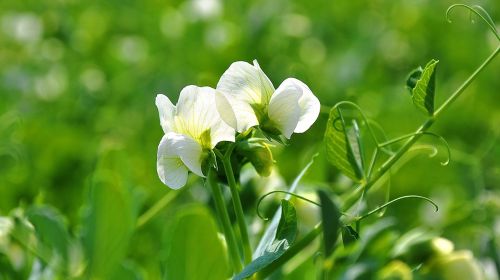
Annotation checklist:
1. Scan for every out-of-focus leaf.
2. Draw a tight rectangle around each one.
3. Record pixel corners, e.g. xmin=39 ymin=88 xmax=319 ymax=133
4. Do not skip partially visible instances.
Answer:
xmin=81 ymin=174 xmax=136 ymax=279
xmin=161 ymin=205 xmax=229 ymax=280
xmin=111 ymin=261 xmax=144 ymax=280
xmin=409 ymin=59 xmax=439 ymax=115
xmin=253 ymin=154 xmax=317 ymax=258
xmin=317 ymin=190 xmax=341 ymax=257
xmin=234 ymin=200 xmax=297 ymax=280
xmin=325 ymin=107 xmax=364 ymax=182
xmin=26 ymin=205 xmax=70 ymax=261
xmin=341 ymin=226 xmax=360 ymax=247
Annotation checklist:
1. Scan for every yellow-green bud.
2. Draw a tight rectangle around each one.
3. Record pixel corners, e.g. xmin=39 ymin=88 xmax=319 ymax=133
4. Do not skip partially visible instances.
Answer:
xmin=426 ymin=250 xmax=484 ymax=280
xmin=377 ymin=260 xmax=413 ymax=280
xmin=236 ymin=140 xmax=274 ymax=177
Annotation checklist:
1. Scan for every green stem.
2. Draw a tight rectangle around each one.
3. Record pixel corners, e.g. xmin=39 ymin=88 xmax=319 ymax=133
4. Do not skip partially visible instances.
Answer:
xmin=218 ymin=146 xmax=253 ymax=264
xmin=136 ymin=189 xmax=182 ymax=228
xmin=207 ymin=168 xmax=243 ymax=273
xmin=344 ymin=44 xmax=499 ymax=211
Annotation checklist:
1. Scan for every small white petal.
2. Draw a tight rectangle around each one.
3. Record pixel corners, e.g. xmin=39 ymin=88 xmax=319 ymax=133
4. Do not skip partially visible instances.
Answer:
xmin=217 ymin=60 xmax=275 ymax=104
xmin=155 ymin=94 xmax=176 ymax=134
xmin=284 ymin=78 xmax=320 ymax=133
xmin=268 ymin=83 xmax=302 ymax=138
xmin=216 ymin=91 xmax=259 ymax=132
xmin=176 ymin=85 xmax=235 ymax=148
xmin=157 ymin=135 xmax=189 ymax=189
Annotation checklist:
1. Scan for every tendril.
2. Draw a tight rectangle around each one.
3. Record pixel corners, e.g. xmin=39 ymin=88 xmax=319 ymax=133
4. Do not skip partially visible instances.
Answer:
xmin=446 ymin=4 xmax=500 ymax=41
xmin=379 ymin=131 xmax=451 ymax=166
xmin=333 ymin=101 xmax=381 ymax=145
xmin=256 ymin=190 xmax=321 ymax=220
xmin=356 ymin=195 xmax=438 ymax=222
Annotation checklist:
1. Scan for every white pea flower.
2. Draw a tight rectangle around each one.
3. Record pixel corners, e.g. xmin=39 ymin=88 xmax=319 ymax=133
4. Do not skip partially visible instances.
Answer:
xmin=156 ymin=85 xmax=235 ymax=189
xmin=215 ymin=60 xmax=320 ymax=139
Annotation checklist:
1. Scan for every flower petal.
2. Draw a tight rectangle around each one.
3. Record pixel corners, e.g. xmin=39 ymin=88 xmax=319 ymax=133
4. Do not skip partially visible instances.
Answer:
xmin=155 ymin=94 xmax=176 ymax=134
xmin=176 ymin=86 xmax=235 ymax=148
xmin=157 ymin=132 xmax=205 ymax=184
xmin=268 ymin=82 xmax=302 ymax=139
xmin=157 ymin=135 xmax=189 ymax=189
xmin=215 ymin=91 xmax=259 ymax=132
xmin=216 ymin=60 xmax=275 ymax=132
xmin=284 ymin=78 xmax=320 ymax=133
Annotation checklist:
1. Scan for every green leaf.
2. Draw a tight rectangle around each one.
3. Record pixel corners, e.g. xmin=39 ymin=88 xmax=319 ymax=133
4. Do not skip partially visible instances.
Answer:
xmin=82 ymin=175 xmax=136 ymax=279
xmin=410 ymin=59 xmax=439 ymax=115
xmin=254 ymin=154 xmax=317 ymax=257
xmin=234 ymin=200 xmax=297 ymax=280
xmin=324 ymin=107 xmax=365 ymax=182
xmin=26 ymin=205 xmax=71 ymax=261
xmin=161 ymin=205 xmax=229 ymax=280
xmin=317 ymin=190 xmax=341 ymax=257
xmin=341 ymin=226 xmax=359 ymax=247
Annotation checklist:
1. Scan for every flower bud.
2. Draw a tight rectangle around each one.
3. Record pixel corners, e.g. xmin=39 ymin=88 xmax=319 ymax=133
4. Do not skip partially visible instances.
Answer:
xmin=426 ymin=250 xmax=484 ymax=280
xmin=236 ymin=140 xmax=274 ymax=177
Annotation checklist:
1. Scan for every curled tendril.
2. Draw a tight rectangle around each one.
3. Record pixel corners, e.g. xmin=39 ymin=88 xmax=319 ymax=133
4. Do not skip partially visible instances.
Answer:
xmin=356 ymin=195 xmax=439 ymax=222
xmin=446 ymin=4 xmax=500 ymax=41
xmin=256 ymin=190 xmax=322 ymax=221
xmin=379 ymin=131 xmax=451 ymax=166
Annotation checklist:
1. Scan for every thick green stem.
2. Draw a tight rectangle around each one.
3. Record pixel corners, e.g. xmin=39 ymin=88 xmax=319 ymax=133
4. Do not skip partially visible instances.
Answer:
xmin=220 ymin=146 xmax=253 ymax=264
xmin=207 ymin=168 xmax=243 ymax=273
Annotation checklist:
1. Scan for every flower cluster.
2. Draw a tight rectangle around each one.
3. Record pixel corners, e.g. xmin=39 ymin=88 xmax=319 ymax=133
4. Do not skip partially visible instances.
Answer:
xmin=156 ymin=60 xmax=320 ymax=189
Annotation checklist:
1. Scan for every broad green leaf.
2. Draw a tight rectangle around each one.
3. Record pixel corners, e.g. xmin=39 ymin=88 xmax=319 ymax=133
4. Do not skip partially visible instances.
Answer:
xmin=26 ymin=205 xmax=70 ymax=261
xmin=82 ymin=175 xmax=136 ymax=279
xmin=161 ymin=205 xmax=229 ymax=280
xmin=324 ymin=107 xmax=364 ymax=182
xmin=234 ymin=200 xmax=297 ymax=280
xmin=317 ymin=190 xmax=341 ymax=257
xmin=341 ymin=226 xmax=359 ymax=247
xmin=254 ymin=154 xmax=317 ymax=258
xmin=409 ymin=59 xmax=439 ymax=115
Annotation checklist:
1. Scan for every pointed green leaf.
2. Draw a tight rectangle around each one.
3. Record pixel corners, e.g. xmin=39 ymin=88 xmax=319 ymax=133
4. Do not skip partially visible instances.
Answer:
xmin=410 ymin=59 xmax=439 ymax=115
xmin=234 ymin=200 xmax=297 ymax=280
xmin=324 ymin=107 xmax=364 ymax=182
xmin=162 ymin=205 xmax=229 ymax=280
xmin=317 ymin=190 xmax=341 ymax=257
xmin=341 ymin=226 xmax=359 ymax=247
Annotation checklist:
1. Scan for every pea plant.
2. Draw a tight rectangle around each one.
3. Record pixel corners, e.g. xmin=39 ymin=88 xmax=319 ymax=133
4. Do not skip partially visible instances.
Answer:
xmin=0 ymin=3 xmax=498 ymax=280
xmin=151 ymin=4 xmax=499 ymax=280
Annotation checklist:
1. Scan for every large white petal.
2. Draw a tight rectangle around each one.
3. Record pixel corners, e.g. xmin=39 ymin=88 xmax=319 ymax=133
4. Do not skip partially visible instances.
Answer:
xmin=155 ymin=94 xmax=176 ymax=134
xmin=176 ymin=86 xmax=235 ymax=148
xmin=284 ymin=78 xmax=320 ymax=133
xmin=157 ymin=135 xmax=189 ymax=189
xmin=268 ymin=83 xmax=302 ymax=139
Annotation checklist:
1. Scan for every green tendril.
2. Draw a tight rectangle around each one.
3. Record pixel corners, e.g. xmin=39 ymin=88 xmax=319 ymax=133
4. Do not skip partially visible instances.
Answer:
xmin=356 ymin=195 xmax=439 ymax=222
xmin=256 ymin=190 xmax=321 ymax=220
xmin=446 ymin=4 xmax=500 ymax=41
xmin=379 ymin=131 xmax=451 ymax=166
xmin=333 ymin=101 xmax=381 ymax=145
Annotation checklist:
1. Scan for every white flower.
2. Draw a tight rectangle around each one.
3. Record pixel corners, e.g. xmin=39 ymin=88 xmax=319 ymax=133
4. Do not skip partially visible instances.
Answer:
xmin=215 ymin=60 xmax=320 ymax=139
xmin=156 ymin=85 xmax=235 ymax=189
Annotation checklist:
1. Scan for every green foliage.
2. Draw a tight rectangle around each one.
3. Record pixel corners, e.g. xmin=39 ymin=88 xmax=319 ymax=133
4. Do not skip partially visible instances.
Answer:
xmin=407 ymin=59 xmax=439 ymax=116
xmin=324 ymin=107 xmax=365 ymax=182
xmin=161 ymin=205 xmax=229 ymax=280
xmin=317 ymin=190 xmax=341 ymax=257
xmin=235 ymin=200 xmax=297 ymax=280
xmin=81 ymin=175 xmax=137 ymax=279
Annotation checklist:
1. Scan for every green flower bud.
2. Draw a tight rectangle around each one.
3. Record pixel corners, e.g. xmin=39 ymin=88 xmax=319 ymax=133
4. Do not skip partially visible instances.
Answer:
xmin=236 ymin=140 xmax=274 ymax=177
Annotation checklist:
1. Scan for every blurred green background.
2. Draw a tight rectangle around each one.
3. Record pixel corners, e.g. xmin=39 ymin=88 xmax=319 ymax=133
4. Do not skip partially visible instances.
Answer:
xmin=0 ymin=0 xmax=499 ymax=279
